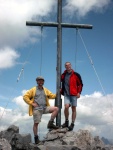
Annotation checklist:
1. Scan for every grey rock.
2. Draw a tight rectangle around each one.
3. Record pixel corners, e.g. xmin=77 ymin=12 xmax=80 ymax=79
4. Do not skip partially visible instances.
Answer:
xmin=0 ymin=138 xmax=11 ymax=150
xmin=0 ymin=124 xmax=19 ymax=143
xmin=0 ymin=125 xmax=113 ymax=150
xmin=11 ymin=133 xmax=31 ymax=149
xmin=0 ymin=125 xmax=31 ymax=150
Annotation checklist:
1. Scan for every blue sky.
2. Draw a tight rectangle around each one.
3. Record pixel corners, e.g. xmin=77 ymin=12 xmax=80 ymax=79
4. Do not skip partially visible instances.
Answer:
xmin=0 ymin=0 xmax=113 ymax=141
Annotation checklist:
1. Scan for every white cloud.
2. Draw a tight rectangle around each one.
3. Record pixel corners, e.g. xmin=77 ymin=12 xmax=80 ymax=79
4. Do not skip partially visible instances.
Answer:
xmin=0 ymin=47 xmax=19 ymax=69
xmin=13 ymin=96 xmax=28 ymax=113
xmin=64 ymin=0 xmax=111 ymax=17
xmin=0 ymin=0 xmax=56 ymax=48
xmin=0 ymin=0 xmax=112 ymax=71
xmin=76 ymin=92 xmax=113 ymax=138
xmin=1 ymin=0 xmax=111 ymax=49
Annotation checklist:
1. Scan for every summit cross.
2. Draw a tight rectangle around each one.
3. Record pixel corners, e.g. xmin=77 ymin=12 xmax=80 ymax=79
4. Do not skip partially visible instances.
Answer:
xmin=26 ymin=0 xmax=93 ymax=127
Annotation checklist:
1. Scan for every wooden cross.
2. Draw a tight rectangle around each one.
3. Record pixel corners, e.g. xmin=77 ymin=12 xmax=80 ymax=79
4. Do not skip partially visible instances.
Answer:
xmin=26 ymin=0 xmax=93 ymax=127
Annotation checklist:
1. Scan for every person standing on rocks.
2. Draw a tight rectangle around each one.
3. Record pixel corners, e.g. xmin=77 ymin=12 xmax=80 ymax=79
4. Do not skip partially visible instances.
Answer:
xmin=61 ymin=62 xmax=83 ymax=131
xmin=23 ymin=76 xmax=59 ymax=144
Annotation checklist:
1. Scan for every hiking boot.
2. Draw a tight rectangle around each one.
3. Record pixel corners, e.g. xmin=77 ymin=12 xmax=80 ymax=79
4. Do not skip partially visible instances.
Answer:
xmin=62 ymin=120 xmax=69 ymax=128
xmin=47 ymin=120 xmax=59 ymax=129
xmin=68 ymin=123 xmax=74 ymax=131
xmin=34 ymin=135 xmax=40 ymax=144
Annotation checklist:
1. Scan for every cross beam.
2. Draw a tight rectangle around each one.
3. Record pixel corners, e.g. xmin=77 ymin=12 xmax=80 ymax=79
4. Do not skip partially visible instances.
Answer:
xmin=26 ymin=21 xmax=92 ymax=29
xmin=26 ymin=0 xmax=93 ymax=127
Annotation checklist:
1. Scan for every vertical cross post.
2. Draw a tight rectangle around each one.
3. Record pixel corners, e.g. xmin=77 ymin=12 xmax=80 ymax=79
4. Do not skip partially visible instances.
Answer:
xmin=26 ymin=0 xmax=93 ymax=127
xmin=56 ymin=0 xmax=62 ymax=126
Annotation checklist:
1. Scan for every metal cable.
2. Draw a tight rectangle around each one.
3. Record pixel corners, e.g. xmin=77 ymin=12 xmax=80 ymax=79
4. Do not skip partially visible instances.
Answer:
xmin=40 ymin=26 xmax=43 ymax=76
xmin=74 ymin=28 xmax=78 ymax=70
xmin=78 ymin=29 xmax=106 ymax=96
xmin=0 ymin=35 xmax=39 ymax=122
xmin=78 ymin=29 xmax=113 ymax=117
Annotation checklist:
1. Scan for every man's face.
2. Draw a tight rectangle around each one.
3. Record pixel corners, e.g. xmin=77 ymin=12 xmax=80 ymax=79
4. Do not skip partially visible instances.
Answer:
xmin=37 ymin=79 xmax=44 ymax=86
xmin=65 ymin=63 xmax=72 ymax=71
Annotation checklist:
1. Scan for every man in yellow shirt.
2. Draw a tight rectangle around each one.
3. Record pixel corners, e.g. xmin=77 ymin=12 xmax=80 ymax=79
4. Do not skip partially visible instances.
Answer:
xmin=23 ymin=76 xmax=59 ymax=144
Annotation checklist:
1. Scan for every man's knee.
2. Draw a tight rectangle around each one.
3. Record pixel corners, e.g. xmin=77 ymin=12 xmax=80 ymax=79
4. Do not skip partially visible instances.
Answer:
xmin=34 ymin=123 xmax=38 ymax=127
xmin=54 ymin=106 xmax=59 ymax=112
xmin=50 ymin=106 xmax=59 ymax=113
xmin=65 ymin=104 xmax=70 ymax=109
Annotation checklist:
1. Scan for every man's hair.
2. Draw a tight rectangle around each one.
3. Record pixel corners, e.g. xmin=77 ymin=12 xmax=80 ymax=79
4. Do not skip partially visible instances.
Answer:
xmin=65 ymin=62 xmax=71 ymax=66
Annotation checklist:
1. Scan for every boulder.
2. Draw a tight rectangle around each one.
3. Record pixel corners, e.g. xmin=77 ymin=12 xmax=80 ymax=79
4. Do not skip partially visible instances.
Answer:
xmin=0 ymin=125 xmax=113 ymax=150
xmin=0 ymin=125 xmax=19 ymax=143
xmin=0 ymin=138 xmax=11 ymax=150
xmin=0 ymin=125 xmax=31 ymax=150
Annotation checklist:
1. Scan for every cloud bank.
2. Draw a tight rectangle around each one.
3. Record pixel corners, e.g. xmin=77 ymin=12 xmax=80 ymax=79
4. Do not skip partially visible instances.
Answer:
xmin=0 ymin=47 xmax=19 ymax=69
xmin=0 ymin=0 xmax=56 ymax=48
xmin=0 ymin=91 xmax=113 ymax=141
xmin=64 ymin=0 xmax=111 ymax=17
xmin=0 ymin=0 xmax=112 ymax=70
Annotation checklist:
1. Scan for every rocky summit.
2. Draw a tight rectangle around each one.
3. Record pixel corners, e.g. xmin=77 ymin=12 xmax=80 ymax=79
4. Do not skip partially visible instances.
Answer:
xmin=0 ymin=125 xmax=113 ymax=150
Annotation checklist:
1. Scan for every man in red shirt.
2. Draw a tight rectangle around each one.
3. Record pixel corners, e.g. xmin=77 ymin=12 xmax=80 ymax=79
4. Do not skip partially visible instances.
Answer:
xmin=61 ymin=62 xmax=83 ymax=131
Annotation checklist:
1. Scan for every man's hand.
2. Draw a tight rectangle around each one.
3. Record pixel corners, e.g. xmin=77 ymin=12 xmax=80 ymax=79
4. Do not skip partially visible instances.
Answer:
xmin=32 ymin=102 xmax=38 ymax=107
xmin=77 ymin=93 xmax=80 ymax=98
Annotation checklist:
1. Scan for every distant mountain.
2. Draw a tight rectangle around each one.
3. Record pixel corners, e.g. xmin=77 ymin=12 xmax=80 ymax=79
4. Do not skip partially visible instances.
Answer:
xmin=108 ymin=139 xmax=113 ymax=145
xmin=101 ymin=137 xmax=113 ymax=145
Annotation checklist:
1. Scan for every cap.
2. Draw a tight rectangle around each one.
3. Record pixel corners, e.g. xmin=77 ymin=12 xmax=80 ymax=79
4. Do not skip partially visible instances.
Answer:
xmin=36 ymin=76 xmax=44 ymax=81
